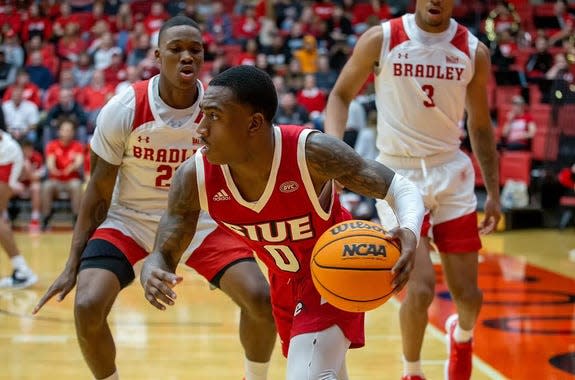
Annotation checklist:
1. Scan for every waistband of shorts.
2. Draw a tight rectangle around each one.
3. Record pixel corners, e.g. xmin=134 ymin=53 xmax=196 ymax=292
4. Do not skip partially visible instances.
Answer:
xmin=377 ymin=150 xmax=459 ymax=169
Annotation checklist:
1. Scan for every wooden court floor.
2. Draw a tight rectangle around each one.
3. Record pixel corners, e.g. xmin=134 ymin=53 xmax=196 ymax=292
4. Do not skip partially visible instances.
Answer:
xmin=1 ymin=228 xmax=574 ymax=379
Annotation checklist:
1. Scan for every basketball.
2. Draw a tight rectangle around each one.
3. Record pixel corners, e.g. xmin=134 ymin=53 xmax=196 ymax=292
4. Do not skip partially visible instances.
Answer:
xmin=311 ymin=220 xmax=401 ymax=313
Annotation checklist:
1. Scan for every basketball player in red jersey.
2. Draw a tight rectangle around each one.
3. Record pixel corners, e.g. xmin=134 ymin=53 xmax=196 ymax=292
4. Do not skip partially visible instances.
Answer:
xmin=33 ymin=17 xmax=276 ymax=380
xmin=140 ymin=65 xmax=425 ymax=379
xmin=324 ymin=1 xmax=501 ymax=379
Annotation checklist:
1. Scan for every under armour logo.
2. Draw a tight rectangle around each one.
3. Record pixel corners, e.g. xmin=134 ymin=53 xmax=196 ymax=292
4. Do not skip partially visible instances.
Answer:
xmin=398 ymin=52 xmax=408 ymax=59
xmin=138 ymin=136 xmax=150 ymax=143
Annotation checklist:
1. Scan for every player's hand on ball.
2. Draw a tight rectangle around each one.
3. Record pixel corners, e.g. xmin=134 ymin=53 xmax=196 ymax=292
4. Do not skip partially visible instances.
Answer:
xmin=387 ymin=227 xmax=417 ymax=292
xmin=141 ymin=268 xmax=183 ymax=311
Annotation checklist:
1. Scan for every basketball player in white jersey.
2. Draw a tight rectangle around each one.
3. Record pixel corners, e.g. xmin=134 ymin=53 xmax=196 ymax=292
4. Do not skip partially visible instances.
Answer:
xmin=324 ymin=1 xmax=501 ymax=380
xmin=0 ymin=129 xmax=38 ymax=288
xmin=33 ymin=17 xmax=276 ymax=380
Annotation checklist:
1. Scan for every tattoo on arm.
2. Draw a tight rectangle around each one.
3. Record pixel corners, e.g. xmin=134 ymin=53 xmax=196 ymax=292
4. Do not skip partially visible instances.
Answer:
xmin=69 ymin=153 xmax=119 ymax=266
xmin=152 ymin=162 xmax=200 ymax=272
xmin=306 ymin=132 xmax=395 ymax=199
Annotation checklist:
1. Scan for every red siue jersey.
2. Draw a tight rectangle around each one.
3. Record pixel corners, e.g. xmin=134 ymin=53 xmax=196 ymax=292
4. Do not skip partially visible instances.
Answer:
xmin=197 ymin=124 xmax=350 ymax=279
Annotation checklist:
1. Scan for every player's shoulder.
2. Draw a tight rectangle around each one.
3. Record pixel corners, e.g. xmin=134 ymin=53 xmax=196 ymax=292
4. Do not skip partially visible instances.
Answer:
xmin=103 ymin=82 xmax=137 ymax=112
xmin=359 ymin=23 xmax=384 ymax=44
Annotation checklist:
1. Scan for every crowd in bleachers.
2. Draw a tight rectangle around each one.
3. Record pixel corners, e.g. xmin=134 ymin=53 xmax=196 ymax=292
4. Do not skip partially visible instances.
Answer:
xmin=2 ymin=0 xmax=575 ymax=230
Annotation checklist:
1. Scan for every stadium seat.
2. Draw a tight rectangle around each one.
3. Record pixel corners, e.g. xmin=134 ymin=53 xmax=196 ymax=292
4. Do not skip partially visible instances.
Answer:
xmin=500 ymin=151 xmax=532 ymax=185
xmin=532 ymin=128 xmax=559 ymax=161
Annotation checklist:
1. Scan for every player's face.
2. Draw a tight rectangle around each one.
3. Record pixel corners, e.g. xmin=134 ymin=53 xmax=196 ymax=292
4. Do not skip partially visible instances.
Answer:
xmin=156 ymin=25 xmax=204 ymax=90
xmin=197 ymin=86 xmax=254 ymax=165
xmin=415 ymin=0 xmax=454 ymax=32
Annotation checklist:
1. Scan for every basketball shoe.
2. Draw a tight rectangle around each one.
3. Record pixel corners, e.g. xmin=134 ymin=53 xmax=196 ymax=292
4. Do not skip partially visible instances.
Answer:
xmin=401 ymin=376 xmax=426 ymax=380
xmin=445 ymin=314 xmax=472 ymax=380
xmin=0 ymin=268 xmax=38 ymax=289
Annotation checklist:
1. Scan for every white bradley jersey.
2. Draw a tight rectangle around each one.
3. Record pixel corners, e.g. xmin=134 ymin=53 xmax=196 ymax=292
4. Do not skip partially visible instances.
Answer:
xmin=0 ymin=130 xmax=23 ymax=187
xmin=374 ymin=14 xmax=478 ymax=158
xmin=90 ymin=75 xmax=208 ymax=252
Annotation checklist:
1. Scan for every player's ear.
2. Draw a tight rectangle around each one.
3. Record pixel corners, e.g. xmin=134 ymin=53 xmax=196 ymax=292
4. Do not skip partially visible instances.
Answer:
xmin=248 ymin=113 xmax=265 ymax=135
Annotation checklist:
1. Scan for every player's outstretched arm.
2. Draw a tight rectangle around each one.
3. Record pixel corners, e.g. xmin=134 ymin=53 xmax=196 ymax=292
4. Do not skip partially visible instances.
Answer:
xmin=34 ymin=151 xmax=119 ymax=314
xmin=141 ymin=159 xmax=200 ymax=311
xmin=324 ymin=25 xmax=382 ymax=139
xmin=305 ymin=132 xmax=424 ymax=291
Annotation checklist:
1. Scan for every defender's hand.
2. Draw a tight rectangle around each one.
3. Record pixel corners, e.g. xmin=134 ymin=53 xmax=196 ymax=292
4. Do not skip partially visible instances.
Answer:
xmin=141 ymin=268 xmax=183 ymax=311
xmin=33 ymin=266 xmax=78 ymax=314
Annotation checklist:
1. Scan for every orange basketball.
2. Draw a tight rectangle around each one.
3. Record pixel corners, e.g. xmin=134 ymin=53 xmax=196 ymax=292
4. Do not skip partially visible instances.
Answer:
xmin=311 ymin=220 xmax=401 ymax=313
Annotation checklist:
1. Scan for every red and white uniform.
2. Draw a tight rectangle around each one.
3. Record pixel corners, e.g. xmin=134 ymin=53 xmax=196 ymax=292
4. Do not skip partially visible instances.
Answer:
xmin=196 ymin=125 xmax=364 ymax=356
xmin=374 ymin=14 xmax=481 ymax=253
xmin=90 ymin=75 xmax=252 ymax=279
xmin=0 ymin=130 xmax=24 ymax=187
xmin=506 ymin=113 xmax=534 ymax=145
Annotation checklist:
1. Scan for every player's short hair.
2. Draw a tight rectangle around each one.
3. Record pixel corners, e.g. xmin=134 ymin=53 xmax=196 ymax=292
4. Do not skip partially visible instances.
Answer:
xmin=210 ymin=65 xmax=278 ymax=123
xmin=158 ymin=15 xmax=200 ymax=43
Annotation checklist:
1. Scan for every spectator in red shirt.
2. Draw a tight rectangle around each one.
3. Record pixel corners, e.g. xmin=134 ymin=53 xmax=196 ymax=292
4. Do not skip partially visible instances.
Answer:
xmin=21 ymin=3 xmax=52 ymax=43
xmin=43 ymin=69 xmax=79 ymax=111
xmin=77 ymin=70 xmax=115 ymax=128
xmin=2 ymin=70 xmax=42 ymax=108
xmin=232 ymin=38 xmax=258 ymax=66
xmin=144 ymin=1 xmax=169 ymax=36
xmin=52 ymin=2 xmax=75 ymax=40
xmin=297 ymin=73 xmax=327 ymax=130
xmin=558 ymin=163 xmax=575 ymax=192
xmin=102 ymin=51 xmax=127 ymax=88
xmin=235 ymin=6 xmax=261 ymax=43
xmin=297 ymin=74 xmax=327 ymax=116
xmin=41 ymin=118 xmax=84 ymax=230
xmin=500 ymin=95 xmax=537 ymax=151
xmin=57 ymin=22 xmax=88 ymax=64
xmin=312 ymin=0 xmax=335 ymax=21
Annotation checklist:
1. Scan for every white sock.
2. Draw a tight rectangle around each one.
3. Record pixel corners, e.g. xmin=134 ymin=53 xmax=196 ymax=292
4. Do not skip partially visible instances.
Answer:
xmin=99 ymin=370 xmax=119 ymax=380
xmin=244 ymin=358 xmax=269 ymax=380
xmin=402 ymin=356 xmax=423 ymax=376
xmin=11 ymin=255 xmax=28 ymax=272
xmin=454 ymin=323 xmax=473 ymax=343
xmin=31 ymin=211 xmax=40 ymax=220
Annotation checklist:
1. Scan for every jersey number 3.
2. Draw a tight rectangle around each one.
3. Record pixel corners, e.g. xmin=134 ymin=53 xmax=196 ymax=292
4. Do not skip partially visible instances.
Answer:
xmin=422 ymin=84 xmax=436 ymax=108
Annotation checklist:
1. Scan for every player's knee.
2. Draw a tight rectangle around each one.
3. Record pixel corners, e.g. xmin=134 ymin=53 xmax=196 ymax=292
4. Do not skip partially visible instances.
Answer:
xmin=450 ymin=283 xmax=482 ymax=307
xmin=74 ymin=293 xmax=107 ymax=331
xmin=406 ymin=276 xmax=435 ymax=310
xmin=241 ymin=283 xmax=273 ymax=321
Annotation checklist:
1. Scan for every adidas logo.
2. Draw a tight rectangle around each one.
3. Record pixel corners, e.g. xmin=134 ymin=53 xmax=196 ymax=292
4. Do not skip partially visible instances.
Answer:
xmin=213 ymin=189 xmax=231 ymax=201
